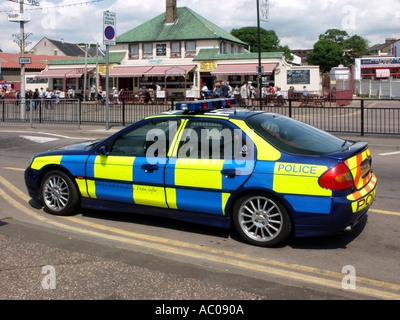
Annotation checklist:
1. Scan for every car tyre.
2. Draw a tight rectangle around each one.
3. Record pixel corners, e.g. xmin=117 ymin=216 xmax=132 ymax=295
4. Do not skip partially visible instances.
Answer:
xmin=41 ymin=171 xmax=80 ymax=216
xmin=233 ymin=194 xmax=292 ymax=247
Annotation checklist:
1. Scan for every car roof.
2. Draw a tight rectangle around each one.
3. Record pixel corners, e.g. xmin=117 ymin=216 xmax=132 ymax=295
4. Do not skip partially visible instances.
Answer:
xmin=149 ymin=108 xmax=265 ymax=121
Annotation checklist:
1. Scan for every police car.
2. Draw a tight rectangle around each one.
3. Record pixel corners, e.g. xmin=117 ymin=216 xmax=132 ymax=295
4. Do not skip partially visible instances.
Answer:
xmin=24 ymin=98 xmax=377 ymax=247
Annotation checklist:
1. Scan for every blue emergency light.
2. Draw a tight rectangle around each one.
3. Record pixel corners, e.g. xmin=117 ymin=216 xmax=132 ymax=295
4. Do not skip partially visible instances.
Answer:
xmin=176 ymin=98 xmax=236 ymax=111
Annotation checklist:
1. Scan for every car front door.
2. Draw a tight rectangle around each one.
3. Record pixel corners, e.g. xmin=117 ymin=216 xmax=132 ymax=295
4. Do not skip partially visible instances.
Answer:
xmin=85 ymin=119 xmax=180 ymax=208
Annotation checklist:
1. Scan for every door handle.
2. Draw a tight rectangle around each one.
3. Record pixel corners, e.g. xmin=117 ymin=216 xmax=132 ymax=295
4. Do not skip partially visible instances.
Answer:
xmin=221 ymin=169 xmax=239 ymax=178
xmin=141 ymin=164 xmax=159 ymax=173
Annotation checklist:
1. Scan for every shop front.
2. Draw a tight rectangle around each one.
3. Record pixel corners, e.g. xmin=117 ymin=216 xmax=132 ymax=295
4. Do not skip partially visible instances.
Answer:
xmin=36 ymin=67 xmax=94 ymax=97
xmin=358 ymin=57 xmax=400 ymax=80
xmin=107 ymin=64 xmax=196 ymax=102
xmin=210 ymin=63 xmax=277 ymax=89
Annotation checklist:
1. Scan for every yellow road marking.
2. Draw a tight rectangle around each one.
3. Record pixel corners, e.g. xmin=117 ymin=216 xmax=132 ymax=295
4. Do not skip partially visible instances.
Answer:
xmin=370 ymin=209 xmax=400 ymax=217
xmin=63 ymin=215 xmax=400 ymax=294
xmin=333 ymin=101 xmax=379 ymax=118
xmin=1 ymin=175 xmax=400 ymax=299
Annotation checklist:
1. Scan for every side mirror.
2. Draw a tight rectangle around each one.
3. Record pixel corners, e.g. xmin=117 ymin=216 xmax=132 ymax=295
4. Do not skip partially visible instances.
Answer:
xmin=98 ymin=146 xmax=110 ymax=156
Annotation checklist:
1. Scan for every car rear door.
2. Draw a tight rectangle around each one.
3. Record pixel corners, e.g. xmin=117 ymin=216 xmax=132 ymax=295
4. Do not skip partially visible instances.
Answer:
xmin=165 ymin=119 xmax=255 ymax=216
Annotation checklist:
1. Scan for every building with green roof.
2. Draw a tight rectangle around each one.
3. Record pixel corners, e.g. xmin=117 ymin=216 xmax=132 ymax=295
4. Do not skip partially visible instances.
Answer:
xmin=109 ymin=0 xmax=320 ymax=100
xmin=34 ymin=0 xmax=320 ymax=100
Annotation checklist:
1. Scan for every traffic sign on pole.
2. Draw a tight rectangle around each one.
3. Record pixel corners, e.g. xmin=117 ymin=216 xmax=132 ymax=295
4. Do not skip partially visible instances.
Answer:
xmin=103 ymin=11 xmax=116 ymax=46
xmin=19 ymin=57 xmax=31 ymax=65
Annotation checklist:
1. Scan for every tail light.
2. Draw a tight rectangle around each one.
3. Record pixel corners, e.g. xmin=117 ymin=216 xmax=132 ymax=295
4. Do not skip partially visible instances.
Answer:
xmin=319 ymin=163 xmax=354 ymax=191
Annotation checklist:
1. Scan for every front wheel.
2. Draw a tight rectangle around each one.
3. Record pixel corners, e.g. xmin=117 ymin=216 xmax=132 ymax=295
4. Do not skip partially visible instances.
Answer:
xmin=233 ymin=195 xmax=292 ymax=247
xmin=41 ymin=171 xmax=80 ymax=216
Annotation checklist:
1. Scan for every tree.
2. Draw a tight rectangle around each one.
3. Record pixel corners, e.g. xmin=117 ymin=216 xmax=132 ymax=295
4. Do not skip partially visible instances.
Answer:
xmin=343 ymin=35 xmax=370 ymax=66
xmin=307 ymin=39 xmax=344 ymax=73
xmin=319 ymin=29 xmax=349 ymax=46
xmin=231 ymin=27 xmax=293 ymax=60
xmin=307 ymin=29 xmax=370 ymax=73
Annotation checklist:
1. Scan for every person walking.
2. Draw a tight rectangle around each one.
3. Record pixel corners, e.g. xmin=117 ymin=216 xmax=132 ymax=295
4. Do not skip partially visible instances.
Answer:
xmin=220 ymin=81 xmax=230 ymax=98
xmin=240 ymin=82 xmax=250 ymax=108
xmin=248 ymin=81 xmax=256 ymax=109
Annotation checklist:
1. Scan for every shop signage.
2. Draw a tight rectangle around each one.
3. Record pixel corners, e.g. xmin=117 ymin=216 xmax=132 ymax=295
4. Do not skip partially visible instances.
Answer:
xmin=200 ymin=61 xmax=217 ymax=72
xmin=361 ymin=58 xmax=400 ymax=65
xmin=8 ymin=13 xmax=31 ymax=22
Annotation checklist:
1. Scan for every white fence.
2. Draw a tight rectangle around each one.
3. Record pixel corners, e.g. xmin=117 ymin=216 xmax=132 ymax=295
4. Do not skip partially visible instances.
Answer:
xmin=355 ymin=79 xmax=400 ymax=99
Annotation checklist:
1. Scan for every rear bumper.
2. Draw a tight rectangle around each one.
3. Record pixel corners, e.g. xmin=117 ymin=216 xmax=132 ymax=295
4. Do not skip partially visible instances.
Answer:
xmin=293 ymin=174 xmax=377 ymax=237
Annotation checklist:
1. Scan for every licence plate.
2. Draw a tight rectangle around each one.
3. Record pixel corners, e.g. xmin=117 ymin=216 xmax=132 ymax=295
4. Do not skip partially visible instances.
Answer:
xmin=360 ymin=159 xmax=371 ymax=179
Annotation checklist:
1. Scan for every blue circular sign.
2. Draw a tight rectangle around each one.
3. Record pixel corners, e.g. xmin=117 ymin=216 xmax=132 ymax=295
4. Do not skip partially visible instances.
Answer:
xmin=104 ymin=26 xmax=115 ymax=40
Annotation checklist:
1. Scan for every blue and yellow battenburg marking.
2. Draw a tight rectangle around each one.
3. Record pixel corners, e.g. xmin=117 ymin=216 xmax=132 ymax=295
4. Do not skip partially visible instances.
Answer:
xmin=31 ymin=156 xmax=63 ymax=170
xmin=273 ymin=162 xmax=331 ymax=196
xmin=29 ymin=128 xmax=377 ymax=217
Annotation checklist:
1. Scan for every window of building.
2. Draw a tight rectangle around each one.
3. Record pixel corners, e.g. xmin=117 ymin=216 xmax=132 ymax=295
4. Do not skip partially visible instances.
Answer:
xmin=171 ymin=42 xmax=181 ymax=58
xmin=143 ymin=43 xmax=153 ymax=59
xmin=129 ymin=44 xmax=139 ymax=59
xmin=156 ymin=44 xmax=167 ymax=56
xmin=224 ymin=43 xmax=232 ymax=54
xmin=185 ymin=41 xmax=196 ymax=57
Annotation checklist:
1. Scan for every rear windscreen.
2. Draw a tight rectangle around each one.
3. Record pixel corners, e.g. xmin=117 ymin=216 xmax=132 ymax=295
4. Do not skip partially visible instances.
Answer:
xmin=246 ymin=113 xmax=352 ymax=155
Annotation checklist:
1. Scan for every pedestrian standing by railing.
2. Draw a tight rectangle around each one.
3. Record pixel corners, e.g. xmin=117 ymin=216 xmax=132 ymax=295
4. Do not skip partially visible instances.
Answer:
xmin=90 ymin=84 xmax=96 ymax=101
xmin=45 ymin=89 xmax=54 ymax=110
xmin=32 ymin=88 xmax=40 ymax=110
xmin=25 ymin=90 xmax=31 ymax=111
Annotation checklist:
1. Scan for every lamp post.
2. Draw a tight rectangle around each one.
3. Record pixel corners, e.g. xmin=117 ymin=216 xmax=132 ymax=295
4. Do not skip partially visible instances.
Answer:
xmin=9 ymin=0 xmax=32 ymax=119
xmin=257 ymin=0 xmax=269 ymax=110
xmin=256 ymin=0 xmax=263 ymax=110
xmin=84 ymin=43 xmax=88 ymax=102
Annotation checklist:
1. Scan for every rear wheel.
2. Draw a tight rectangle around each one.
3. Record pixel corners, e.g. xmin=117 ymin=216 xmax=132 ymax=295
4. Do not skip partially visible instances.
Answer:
xmin=41 ymin=171 xmax=80 ymax=216
xmin=233 ymin=195 xmax=292 ymax=247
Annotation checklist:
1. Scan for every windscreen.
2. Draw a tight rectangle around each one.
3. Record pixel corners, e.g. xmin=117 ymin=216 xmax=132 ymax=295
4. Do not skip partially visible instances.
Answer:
xmin=246 ymin=113 xmax=352 ymax=155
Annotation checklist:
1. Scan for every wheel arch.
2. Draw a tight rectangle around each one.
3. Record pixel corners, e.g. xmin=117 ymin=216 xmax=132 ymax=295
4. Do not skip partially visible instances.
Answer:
xmin=37 ymin=165 xmax=81 ymax=198
xmin=225 ymin=188 xmax=296 ymax=233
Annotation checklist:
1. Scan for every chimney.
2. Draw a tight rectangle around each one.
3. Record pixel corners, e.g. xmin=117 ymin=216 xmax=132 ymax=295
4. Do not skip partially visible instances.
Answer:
xmin=166 ymin=0 xmax=177 ymax=24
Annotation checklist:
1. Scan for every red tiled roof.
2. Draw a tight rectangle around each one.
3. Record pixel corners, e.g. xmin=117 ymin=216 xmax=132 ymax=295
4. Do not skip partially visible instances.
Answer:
xmin=0 ymin=53 xmax=75 ymax=70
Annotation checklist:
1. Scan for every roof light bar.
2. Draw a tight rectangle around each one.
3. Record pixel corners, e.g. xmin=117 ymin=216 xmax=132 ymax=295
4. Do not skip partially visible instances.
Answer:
xmin=176 ymin=98 xmax=236 ymax=111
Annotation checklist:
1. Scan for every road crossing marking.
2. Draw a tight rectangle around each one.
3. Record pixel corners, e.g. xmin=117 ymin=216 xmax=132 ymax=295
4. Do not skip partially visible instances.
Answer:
xmin=379 ymin=151 xmax=400 ymax=157
xmin=20 ymin=136 xmax=60 ymax=144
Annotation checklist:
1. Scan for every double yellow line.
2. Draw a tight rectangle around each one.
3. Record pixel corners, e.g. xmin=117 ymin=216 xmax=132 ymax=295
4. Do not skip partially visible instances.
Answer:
xmin=1 ymin=174 xmax=400 ymax=300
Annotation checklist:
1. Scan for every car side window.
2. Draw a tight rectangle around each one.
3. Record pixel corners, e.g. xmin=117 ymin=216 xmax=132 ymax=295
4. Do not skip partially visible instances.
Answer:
xmin=109 ymin=120 xmax=179 ymax=157
xmin=177 ymin=120 xmax=248 ymax=160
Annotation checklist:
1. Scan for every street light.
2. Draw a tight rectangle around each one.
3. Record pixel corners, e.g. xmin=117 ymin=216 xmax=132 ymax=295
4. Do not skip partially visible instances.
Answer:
xmin=8 ymin=0 xmax=33 ymax=119
xmin=257 ymin=0 xmax=269 ymax=110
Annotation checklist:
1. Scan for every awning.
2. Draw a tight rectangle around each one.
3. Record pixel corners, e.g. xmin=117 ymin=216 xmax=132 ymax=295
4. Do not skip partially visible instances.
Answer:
xmin=145 ymin=65 xmax=196 ymax=76
xmin=211 ymin=63 xmax=277 ymax=75
xmin=108 ymin=66 xmax=153 ymax=77
xmin=361 ymin=64 xmax=398 ymax=69
xmin=36 ymin=68 xmax=93 ymax=79
xmin=376 ymin=69 xmax=391 ymax=78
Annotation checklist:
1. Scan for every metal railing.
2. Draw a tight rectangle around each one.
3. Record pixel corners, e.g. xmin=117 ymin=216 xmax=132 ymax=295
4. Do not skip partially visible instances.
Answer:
xmin=261 ymin=98 xmax=400 ymax=136
xmin=1 ymin=98 xmax=400 ymax=136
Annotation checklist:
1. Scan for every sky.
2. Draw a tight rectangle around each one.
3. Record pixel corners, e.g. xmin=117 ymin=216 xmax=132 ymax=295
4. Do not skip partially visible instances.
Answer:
xmin=1 ymin=0 xmax=400 ymax=54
